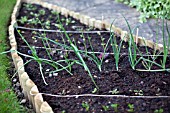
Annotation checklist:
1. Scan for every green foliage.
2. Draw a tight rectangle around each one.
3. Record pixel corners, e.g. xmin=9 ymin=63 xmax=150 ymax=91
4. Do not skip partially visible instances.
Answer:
xmin=92 ymin=88 xmax=98 ymax=93
xmin=102 ymin=105 xmax=109 ymax=111
xmin=39 ymin=9 xmax=46 ymax=15
xmin=127 ymin=104 xmax=134 ymax=112
xmin=19 ymin=16 xmax=28 ymax=24
xmin=154 ymin=108 xmax=164 ymax=113
xmin=82 ymin=102 xmax=90 ymax=111
xmin=23 ymin=3 xmax=37 ymax=10
xmin=0 ymin=0 xmax=26 ymax=112
xmin=111 ymin=104 xmax=119 ymax=112
xmin=116 ymin=0 xmax=170 ymax=22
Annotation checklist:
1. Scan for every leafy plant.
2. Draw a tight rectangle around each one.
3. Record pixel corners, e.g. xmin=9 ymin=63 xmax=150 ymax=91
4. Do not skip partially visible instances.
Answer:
xmin=61 ymin=110 xmax=66 ymax=113
xmin=18 ymin=16 xmax=28 ymax=24
xmin=39 ymin=9 xmax=46 ymax=15
xmin=65 ymin=18 xmax=75 ymax=26
xmin=116 ymin=0 xmax=170 ymax=22
xmin=54 ymin=24 xmax=63 ymax=30
xmin=28 ymin=18 xmax=40 ymax=25
xmin=92 ymin=88 xmax=97 ymax=93
xmin=102 ymin=105 xmax=109 ymax=111
xmin=127 ymin=104 xmax=134 ymax=112
xmin=111 ymin=104 xmax=119 ymax=112
xmin=82 ymin=102 xmax=90 ymax=111
xmin=30 ymin=12 xmax=39 ymax=17
xmin=133 ymin=90 xmax=143 ymax=96
xmin=43 ymin=20 xmax=50 ymax=29
xmin=109 ymin=89 xmax=119 ymax=94
xmin=23 ymin=3 xmax=37 ymax=10
xmin=154 ymin=108 xmax=164 ymax=113
xmin=51 ymin=10 xmax=58 ymax=15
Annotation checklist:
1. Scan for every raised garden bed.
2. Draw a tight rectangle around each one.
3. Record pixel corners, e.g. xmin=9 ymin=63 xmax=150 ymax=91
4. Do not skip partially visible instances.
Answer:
xmin=9 ymin=0 xmax=170 ymax=113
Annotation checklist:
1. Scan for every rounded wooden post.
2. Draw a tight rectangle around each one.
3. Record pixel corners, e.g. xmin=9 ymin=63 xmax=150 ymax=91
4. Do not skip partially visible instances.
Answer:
xmin=25 ymin=79 xmax=35 ymax=105
xmin=20 ymin=72 xmax=29 ymax=99
xmin=30 ymin=85 xmax=39 ymax=111
xmin=40 ymin=102 xmax=53 ymax=113
xmin=34 ymin=94 xmax=44 ymax=113
xmin=17 ymin=60 xmax=25 ymax=77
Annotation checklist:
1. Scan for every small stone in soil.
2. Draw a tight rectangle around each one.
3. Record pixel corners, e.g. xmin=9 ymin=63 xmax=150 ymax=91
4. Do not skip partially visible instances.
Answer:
xmin=60 ymin=55 xmax=64 ymax=58
xmin=46 ymin=69 xmax=50 ymax=72
xmin=12 ymin=78 xmax=17 ymax=83
xmin=105 ymin=59 xmax=109 ymax=63
xmin=94 ymin=75 xmax=97 ymax=78
xmin=140 ymin=81 xmax=144 ymax=84
xmin=20 ymin=99 xmax=27 ymax=104
xmin=53 ymin=73 xmax=58 ymax=76
xmin=49 ymin=73 xmax=52 ymax=77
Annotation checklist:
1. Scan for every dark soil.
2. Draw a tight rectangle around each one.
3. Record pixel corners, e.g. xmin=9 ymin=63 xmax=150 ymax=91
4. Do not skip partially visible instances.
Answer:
xmin=14 ymin=3 xmax=170 ymax=113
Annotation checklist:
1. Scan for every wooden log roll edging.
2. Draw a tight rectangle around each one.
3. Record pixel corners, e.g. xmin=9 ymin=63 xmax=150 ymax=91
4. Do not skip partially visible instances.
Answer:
xmin=9 ymin=0 xmax=170 ymax=113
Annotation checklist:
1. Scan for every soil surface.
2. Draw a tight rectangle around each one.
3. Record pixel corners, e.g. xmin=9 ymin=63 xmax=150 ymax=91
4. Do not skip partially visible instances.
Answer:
xmin=14 ymin=3 xmax=170 ymax=113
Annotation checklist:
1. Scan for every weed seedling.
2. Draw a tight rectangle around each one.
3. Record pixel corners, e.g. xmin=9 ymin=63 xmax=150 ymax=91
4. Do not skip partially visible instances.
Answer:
xmin=133 ymin=90 xmax=143 ymax=96
xmin=39 ymin=9 xmax=46 ymax=15
xmin=51 ymin=10 xmax=58 ymax=15
xmin=127 ymin=104 xmax=134 ymax=112
xmin=109 ymin=89 xmax=119 ymax=94
xmin=43 ymin=20 xmax=50 ymax=29
xmin=18 ymin=16 xmax=28 ymax=24
xmin=54 ymin=24 xmax=63 ymax=30
xmin=65 ymin=18 xmax=75 ymax=26
xmin=82 ymin=102 xmax=90 ymax=111
xmin=30 ymin=12 xmax=39 ymax=17
xmin=111 ymin=104 xmax=118 ymax=112
xmin=28 ymin=18 xmax=40 ymax=25
xmin=92 ymin=88 xmax=97 ymax=93
xmin=154 ymin=108 xmax=164 ymax=113
xmin=23 ymin=3 xmax=37 ymax=10
xmin=102 ymin=105 xmax=109 ymax=111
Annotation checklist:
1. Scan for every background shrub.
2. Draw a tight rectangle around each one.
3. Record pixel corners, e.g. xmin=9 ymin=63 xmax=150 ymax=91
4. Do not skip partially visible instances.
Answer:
xmin=116 ymin=0 xmax=170 ymax=22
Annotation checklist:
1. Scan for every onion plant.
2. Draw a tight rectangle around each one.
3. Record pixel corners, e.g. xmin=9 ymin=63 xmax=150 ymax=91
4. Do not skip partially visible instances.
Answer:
xmin=137 ymin=37 xmax=162 ymax=71
xmin=87 ymin=36 xmax=101 ymax=71
xmin=83 ymin=33 xmax=110 ymax=72
xmin=56 ymin=15 xmax=99 ymax=89
xmin=136 ymin=19 xmax=170 ymax=72
xmin=161 ymin=19 xmax=170 ymax=69
xmin=110 ymin=20 xmax=123 ymax=71
xmin=16 ymin=29 xmax=75 ymax=85
xmin=123 ymin=16 xmax=142 ymax=70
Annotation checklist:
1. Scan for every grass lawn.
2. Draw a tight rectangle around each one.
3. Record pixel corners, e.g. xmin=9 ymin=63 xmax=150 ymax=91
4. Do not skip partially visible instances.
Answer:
xmin=0 ymin=0 xmax=26 ymax=112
